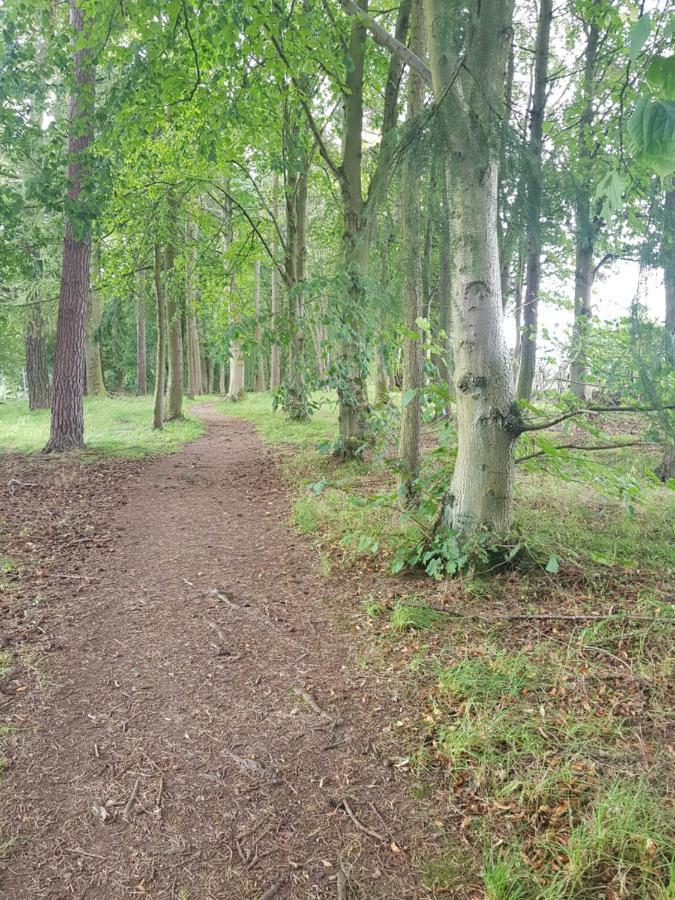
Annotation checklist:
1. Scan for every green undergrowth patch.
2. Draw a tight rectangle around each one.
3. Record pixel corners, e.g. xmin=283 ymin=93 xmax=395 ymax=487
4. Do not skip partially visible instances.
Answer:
xmin=215 ymin=390 xmax=337 ymax=447
xmin=360 ymin=599 xmax=674 ymax=897
xmin=0 ymin=397 xmax=203 ymax=457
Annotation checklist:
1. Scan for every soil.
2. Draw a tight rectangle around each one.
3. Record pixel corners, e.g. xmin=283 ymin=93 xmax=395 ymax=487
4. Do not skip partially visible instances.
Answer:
xmin=0 ymin=407 xmax=434 ymax=899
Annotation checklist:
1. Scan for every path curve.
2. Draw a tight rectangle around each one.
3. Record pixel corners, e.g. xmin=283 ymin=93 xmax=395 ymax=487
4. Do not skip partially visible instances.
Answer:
xmin=1 ymin=407 xmax=428 ymax=899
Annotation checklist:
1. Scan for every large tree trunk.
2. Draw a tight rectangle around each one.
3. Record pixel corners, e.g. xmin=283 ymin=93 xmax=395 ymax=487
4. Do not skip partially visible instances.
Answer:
xmin=570 ymin=23 xmax=599 ymax=401
xmin=44 ymin=0 xmax=94 ymax=452
xmin=425 ymin=0 xmax=517 ymax=536
xmin=153 ymin=244 xmax=167 ymax=429
xmin=26 ymin=298 xmax=50 ymax=410
xmin=516 ymin=0 xmax=552 ymax=402
xmin=136 ymin=269 xmax=147 ymax=395
xmin=165 ymin=221 xmax=183 ymax=420
xmin=398 ymin=0 xmax=425 ymax=503
xmin=85 ymin=252 xmax=106 ymax=397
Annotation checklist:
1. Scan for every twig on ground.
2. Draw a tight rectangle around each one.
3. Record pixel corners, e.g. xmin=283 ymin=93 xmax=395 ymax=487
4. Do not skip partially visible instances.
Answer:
xmin=336 ymin=867 xmax=348 ymax=900
xmin=339 ymin=798 xmax=385 ymax=842
xmin=291 ymin=686 xmax=333 ymax=720
xmin=259 ymin=878 xmax=285 ymax=899
xmin=123 ymin=777 xmax=140 ymax=818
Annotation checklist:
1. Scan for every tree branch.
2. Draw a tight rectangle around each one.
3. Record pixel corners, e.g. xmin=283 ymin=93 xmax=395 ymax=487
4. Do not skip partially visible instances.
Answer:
xmin=519 ymin=404 xmax=675 ymax=433
xmin=337 ymin=0 xmax=432 ymax=85
xmin=516 ymin=440 xmax=653 ymax=464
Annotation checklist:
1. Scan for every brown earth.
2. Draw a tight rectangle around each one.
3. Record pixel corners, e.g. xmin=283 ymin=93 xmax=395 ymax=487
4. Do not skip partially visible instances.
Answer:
xmin=0 ymin=407 xmax=435 ymax=899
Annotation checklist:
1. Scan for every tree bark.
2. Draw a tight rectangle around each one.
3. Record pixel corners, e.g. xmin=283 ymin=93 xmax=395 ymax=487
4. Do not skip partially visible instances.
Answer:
xmin=425 ymin=0 xmax=517 ymax=536
xmin=516 ymin=0 xmax=553 ymax=402
xmin=44 ymin=0 xmax=94 ymax=452
xmin=136 ymin=269 xmax=147 ymax=395
xmin=153 ymin=244 xmax=167 ymax=429
xmin=570 ymin=23 xmax=599 ymax=401
xmin=398 ymin=0 xmax=425 ymax=503
xmin=25 ymin=298 xmax=50 ymax=410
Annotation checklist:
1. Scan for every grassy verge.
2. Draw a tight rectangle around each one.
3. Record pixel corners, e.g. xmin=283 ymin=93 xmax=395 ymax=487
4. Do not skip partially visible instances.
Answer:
xmin=0 ymin=396 xmax=203 ymax=456
xmin=196 ymin=392 xmax=675 ymax=895
xmin=215 ymin=390 xmax=338 ymax=447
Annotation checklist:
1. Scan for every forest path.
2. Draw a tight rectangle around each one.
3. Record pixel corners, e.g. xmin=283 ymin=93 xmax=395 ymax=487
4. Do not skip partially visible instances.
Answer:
xmin=1 ymin=406 xmax=429 ymax=899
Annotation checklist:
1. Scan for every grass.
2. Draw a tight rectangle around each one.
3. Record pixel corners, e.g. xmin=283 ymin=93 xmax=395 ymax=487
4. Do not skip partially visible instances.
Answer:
xmin=216 ymin=390 xmax=338 ymax=447
xmin=0 ymin=396 xmax=203 ymax=457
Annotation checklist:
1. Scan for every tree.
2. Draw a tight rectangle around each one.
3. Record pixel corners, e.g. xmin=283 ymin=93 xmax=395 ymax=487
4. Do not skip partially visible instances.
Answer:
xmin=44 ymin=0 xmax=95 ymax=452
xmin=398 ymin=0 xmax=425 ymax=504
xmin=516 ymin=0 xmax=553 ymax=402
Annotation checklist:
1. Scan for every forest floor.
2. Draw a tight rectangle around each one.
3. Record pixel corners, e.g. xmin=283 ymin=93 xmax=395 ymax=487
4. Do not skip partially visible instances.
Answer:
xmin=0 ymin=404 xmax=438 ymax=899
xmin=1 ymin=398 xmax=673 ymax=899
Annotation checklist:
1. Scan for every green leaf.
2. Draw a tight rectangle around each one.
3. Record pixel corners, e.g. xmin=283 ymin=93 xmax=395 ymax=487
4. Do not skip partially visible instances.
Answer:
xmin=629 ymin=13 xmax=651 ymax=62
xmin=646 ymin=55 xmax=675 ymax=102
xmin=627 ymin=97 xmax=675 ymax=176
xmin=545 ymin=554 xmax=560 ymax=574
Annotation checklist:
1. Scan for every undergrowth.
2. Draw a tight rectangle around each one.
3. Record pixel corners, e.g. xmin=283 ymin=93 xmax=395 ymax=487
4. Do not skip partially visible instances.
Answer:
xmin=222 ymin=391 xmax=675 ymax=897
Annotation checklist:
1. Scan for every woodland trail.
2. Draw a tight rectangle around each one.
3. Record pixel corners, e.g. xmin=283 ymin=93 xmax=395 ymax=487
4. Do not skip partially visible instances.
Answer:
xmin=0 ymin=407 xmax=429 ymax=899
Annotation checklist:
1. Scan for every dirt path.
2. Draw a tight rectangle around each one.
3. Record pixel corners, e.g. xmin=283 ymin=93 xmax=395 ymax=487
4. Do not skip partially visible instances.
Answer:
xmin=1 ymin=408 xmax=430 ymax=899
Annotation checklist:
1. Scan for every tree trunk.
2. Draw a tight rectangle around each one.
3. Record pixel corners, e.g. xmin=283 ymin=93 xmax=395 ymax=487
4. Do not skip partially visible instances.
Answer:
xmin=219 ymin=362 xmax=226 ymax=394
xmin=425 ymin=0 xmax=517 ymax=536
xmin=165 ymin=219 xmax=183 ymax=420
xmin=206 ymin=357 xmax=214 ymax=394
xmin=153 ymin=244 xmax=167 ymax=429
xmin=136 ymin=269 xmax=147 ymax=395
xmin=516 ymin=0 xmax=553 ymax=402
xmin=185 ymin=221 xmax=202 ymax=399
xmin=44 ymin=0 xmax=94 ymax=452
xmin=570 ymin=23 xmax=599 ymax=401
xmin=436 ymin=165 xmax=453 ymax=392
xmin=657 ymin=184 xmax=675 ymax=480
xmin=398 ymin=0 xmax=425 ymax=503
xmin=269 ymin=173 xmax=281 ymax=390
xmin=255 ymin=259 xmax=266 ymax=391
xmin=25 ymin=298 xmax=50 ymax=410
xmin=227 ymin=341 xmax=245 ymax=400
xmin=664 ymin=186 xmax=674 ymax=366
